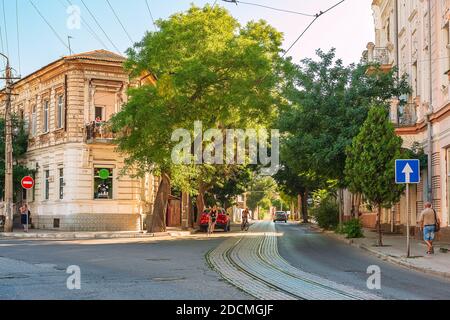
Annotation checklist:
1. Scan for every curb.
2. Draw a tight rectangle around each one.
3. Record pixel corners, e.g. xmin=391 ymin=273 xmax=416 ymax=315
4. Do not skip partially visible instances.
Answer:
xmin=309 ymin=224 xmax=450 ymax=280
xmin=0 ymin=230 xmax=193 ymax=241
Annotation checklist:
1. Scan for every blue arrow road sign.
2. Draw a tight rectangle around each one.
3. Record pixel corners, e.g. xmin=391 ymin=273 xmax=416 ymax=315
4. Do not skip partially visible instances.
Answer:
xmin=395 ymin=159 xmax=420 ymax=184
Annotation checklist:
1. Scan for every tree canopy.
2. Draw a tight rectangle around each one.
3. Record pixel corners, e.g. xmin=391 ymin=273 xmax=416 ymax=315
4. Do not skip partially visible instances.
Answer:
xmin=112 ymin=4 xmax=288 ymax=231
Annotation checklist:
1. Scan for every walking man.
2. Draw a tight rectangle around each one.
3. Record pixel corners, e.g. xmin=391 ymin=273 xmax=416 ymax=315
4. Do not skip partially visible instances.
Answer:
xmin=418 ymin=202 xmax=440 ymax=254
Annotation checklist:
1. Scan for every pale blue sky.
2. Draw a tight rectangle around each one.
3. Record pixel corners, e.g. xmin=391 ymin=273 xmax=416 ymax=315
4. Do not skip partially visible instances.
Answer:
xmin=0 ymin=0 xmax=374 ymax=79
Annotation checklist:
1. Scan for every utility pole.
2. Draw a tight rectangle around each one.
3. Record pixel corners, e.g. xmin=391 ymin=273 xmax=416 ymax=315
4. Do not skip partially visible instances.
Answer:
xmin=2 ymin=55 xmax=14 ymax=232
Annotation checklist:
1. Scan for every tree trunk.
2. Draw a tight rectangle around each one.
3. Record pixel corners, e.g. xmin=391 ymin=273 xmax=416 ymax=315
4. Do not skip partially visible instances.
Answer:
xmin=355 ymin=193 xmax=361 ymax=217
xmin=377 ymin=205 xmax=383 ymax=247
xmin=147 ymin=173 xmax=170 ymax=233
xmin=301 ymin=190 xmax=309 ymax=223
xmin=290 ymin=200 xmax=297 ymax=221
xmin=196 ymin=183 xmax=206 ymax=225
xmin=338 ymin=189 xmax=344 ymax=225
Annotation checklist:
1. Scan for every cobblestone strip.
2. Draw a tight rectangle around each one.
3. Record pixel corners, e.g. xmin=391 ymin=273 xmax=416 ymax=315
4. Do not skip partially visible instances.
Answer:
xmin=259 ymin=223 xmax=382 ymax=300
xmin=208 ymin=221 xmax=382 ymax=300
xmin=207 ymin=237 xmax=296 ymax=300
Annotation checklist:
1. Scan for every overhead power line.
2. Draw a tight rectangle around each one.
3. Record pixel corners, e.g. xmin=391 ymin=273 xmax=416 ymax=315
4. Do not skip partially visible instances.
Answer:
xmin=2 ymin=0 xmax=9 ymax=57
xmin=80 ymin=0 xmax=121 ymax=53
xmin=106 ymin=0 xmax=134 ymax=44
xmin=15 ymin=0 xmax=21 ymax=75
xmin=28 ymin=0 xmax=70 ymax=50
xmin=222 ymin=0 xmax=315 ymax=17
xmin=62 ymin=0 xmax=110 ymax=51
xmin=144 ymin=0 xmax=157 ymax=31
xmin=283 ymin=0 xmax=346 ymax=57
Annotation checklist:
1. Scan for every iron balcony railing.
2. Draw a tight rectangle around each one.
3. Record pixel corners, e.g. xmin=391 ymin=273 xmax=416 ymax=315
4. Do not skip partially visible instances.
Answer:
xmin=371 ymin=47 xmax=390 ymax=65
xmin=85 ymin=121 xmax=115 ymax=143
xmin=395 ymin=103 xmax=417 ymax=127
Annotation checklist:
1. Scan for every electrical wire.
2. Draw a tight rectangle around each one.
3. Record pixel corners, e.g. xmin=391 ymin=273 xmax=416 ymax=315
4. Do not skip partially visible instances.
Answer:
xmin=106 ymin=0 xmax=134 ymax=44
xmin=144 ymin=0 xmax=157 ymax=31
xmin=2 ymin=0 xmax=9 ymax=58
xmin=15 ymin=0 xmax=21 ymax=75
xmin=28 ymin=0 xmax=69 ymax=50
xmin=283 ymin=0 xmax=346 ymax=57
xmin=222 ymin=0 xmax=315 ymax=17
xmin=62 ymin=0 xmax=110 ymax=51
xmin=80 ymin=0 xmax=121 ymax=53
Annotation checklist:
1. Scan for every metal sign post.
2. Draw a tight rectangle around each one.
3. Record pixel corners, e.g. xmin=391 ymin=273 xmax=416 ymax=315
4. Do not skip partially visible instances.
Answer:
xmin=21 ymin=176 xmax=35 ymax=233
xmin=395 ymin=159 xmax=420 ymax=259
xmin=406 ymin=183 xmax=410 ymax=258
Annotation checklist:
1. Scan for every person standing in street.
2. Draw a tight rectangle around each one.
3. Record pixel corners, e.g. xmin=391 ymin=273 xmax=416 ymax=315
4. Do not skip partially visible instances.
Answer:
xmin=418 ymin=202 xmax=440 ymax=255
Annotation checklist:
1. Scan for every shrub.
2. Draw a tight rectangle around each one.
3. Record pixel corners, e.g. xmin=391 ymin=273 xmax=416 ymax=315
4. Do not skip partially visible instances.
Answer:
xmin=342 ymin=218 xmax=364 ymax=239
xmin=311 ymin=199 xmax=339 ymax=230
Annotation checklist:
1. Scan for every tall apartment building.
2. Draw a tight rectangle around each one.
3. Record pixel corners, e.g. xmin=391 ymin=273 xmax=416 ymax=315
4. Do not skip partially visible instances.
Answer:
xmin=361 ymin=0 xmax=450 ymax=239
xmin=1 ymin=50 xmax=161 ymax=231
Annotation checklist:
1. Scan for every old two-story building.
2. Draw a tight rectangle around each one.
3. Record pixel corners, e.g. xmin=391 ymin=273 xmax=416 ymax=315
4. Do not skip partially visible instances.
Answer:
xmin=356 ymin=0 xmax=450 ymax=240
xmin=1 ymin=50 xmax=168 ymax=231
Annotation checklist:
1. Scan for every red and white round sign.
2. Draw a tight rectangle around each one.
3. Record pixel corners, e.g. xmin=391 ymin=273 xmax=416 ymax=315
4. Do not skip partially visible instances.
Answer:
xmin=21 ymin=176 xmax=35 ymax=190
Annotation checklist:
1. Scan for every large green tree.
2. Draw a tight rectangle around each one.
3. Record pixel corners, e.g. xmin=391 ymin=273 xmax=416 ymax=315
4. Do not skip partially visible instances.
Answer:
xmin=112 ymin=4 xmax=286 ymax=232
xmin=345 ymin=105 xmax=405 ymax=246
xmin=278 ymin=49 xmax=410 ymax=222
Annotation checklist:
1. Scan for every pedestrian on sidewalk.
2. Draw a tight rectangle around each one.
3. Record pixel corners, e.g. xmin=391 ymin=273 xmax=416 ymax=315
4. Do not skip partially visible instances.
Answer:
xmin=19 ymin=204 xmax=28 ymax=232
xmin=418 ymin=202 xmax=441 ymax=255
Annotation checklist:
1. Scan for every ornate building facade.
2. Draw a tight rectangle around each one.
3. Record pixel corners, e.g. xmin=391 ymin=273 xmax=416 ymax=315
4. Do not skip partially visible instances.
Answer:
xmin=361 ymin=0 xmax=450 ymax=239
xmin=2 ymin=50 xmax=160 ymax=231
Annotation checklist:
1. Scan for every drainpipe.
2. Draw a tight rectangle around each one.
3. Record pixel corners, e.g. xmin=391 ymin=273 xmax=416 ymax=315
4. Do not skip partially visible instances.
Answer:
xmin=391 ymin=0 xmax=399 ymax=233
xmin=395 ymin=0 xmax=399 ymax=78
xmin=427 ymin=0 xmax=433 ymax=203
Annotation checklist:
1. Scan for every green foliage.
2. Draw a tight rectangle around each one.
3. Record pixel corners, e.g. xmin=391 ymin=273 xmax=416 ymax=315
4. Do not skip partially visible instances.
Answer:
xmin=278 ymin=49 xmax=411 ymax=192
xmin=404 ymin=142 xmax=428 ymax=170
xmin=311 ymin=198 xmax=339 ymax=230
xmin=0 ymin=116 xmax=32 ymax=199
xmin=340 ymin=218 xmax=364 ymax=239
xmin=246 ymin=176 xmax=277 ymax=211
xmin=208 ymin=165 xmax=253 ymax=208
xmin=345 ymin=105 xmax=405 ymax=207
xmin=112 ymin=4 xmax=287 ymax=196
xmin=271 ymin=198 xmax=288 ymax=211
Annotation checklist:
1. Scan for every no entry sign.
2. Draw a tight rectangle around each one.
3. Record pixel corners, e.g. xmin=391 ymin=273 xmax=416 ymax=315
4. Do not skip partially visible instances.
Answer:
xmin=21 ymin=176 xmax=35 ymax=189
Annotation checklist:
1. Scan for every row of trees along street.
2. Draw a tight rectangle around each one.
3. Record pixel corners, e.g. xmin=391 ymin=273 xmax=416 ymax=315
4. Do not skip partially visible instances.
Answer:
xmin=110 ymin=4 xmax=420 ymax=246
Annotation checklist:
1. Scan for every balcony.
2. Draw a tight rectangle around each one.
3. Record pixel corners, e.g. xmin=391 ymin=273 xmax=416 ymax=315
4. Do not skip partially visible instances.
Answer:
xmin=85 ymin=121 xmax=116 ymax=144
xmin=393 ymin=103 xmax=417 ymax=128
xmin=364 ymin=43 xmax=393 ymax=74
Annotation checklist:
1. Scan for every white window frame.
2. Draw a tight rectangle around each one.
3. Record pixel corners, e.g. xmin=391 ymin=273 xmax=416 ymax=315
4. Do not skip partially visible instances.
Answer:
xmin=57 ymin=95 xmax=64 ymax=129
xmin=31 ymin=105 xmax=37 ymax=136
xmin=43 ymin=100 xmax=49 ymax=133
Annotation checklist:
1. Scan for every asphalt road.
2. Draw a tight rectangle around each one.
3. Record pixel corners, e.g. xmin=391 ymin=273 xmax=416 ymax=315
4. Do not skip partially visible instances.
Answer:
xmin=276 ymin=222 xmax=450 ymax=300
xmin=0 ymin=235 xmax=251 ymax=300
xmin=3 ymin=222 xmax=450 ymax=300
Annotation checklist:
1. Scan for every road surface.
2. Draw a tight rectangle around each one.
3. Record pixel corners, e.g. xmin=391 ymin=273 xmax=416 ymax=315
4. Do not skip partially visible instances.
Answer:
xmin=276 ymin=222 xmax=450 ymax=300
xmin=1 ymin=221 xmax=450 ymax=300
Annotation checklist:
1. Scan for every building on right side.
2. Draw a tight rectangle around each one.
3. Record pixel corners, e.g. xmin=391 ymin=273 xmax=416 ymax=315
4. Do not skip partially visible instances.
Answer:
xmin=358 ymin=0 xmax=450 ymax=240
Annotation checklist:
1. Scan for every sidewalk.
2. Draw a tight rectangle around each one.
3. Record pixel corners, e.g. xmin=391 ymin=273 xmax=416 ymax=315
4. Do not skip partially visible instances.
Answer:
xmin=0 ymin=227 xmax=194 ymax=240
xmin=314 ymin=225 xmax=450 ymax=280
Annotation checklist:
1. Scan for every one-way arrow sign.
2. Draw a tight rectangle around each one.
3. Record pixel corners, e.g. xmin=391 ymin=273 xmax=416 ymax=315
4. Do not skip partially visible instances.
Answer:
xmin=395 ymin=159 xmax=420 ymax=184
